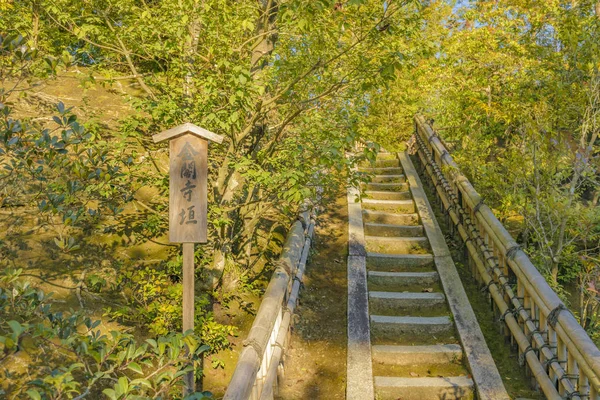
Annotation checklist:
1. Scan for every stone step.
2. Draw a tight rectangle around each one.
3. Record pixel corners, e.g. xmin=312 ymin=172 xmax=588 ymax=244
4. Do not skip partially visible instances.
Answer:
xmin=372 ymin=344 xmax=463 ymax=366
xmin=362 ymin=210 xmax=419 ymax=225
xmin=369 ymin=291 xmax=446 ymax=314
xmin=370 ymin=174 xmax=406 ymax=184
xmin=363 ymin=182 xmax=408 ymax=192
xmin=374 ymin=376 xmax=474 ymax=400
xmin=376 ymin=153 xmax=397 ymax=161
xmin=375 ymin=159 xmax=400 ymax=168
xmin=372 ymin=362 xmax=468 ymax=386
xmin=359 ymin=167 xmax=404 ymax=175
xmin=370 ymin=315 xmax=453 ymax=339
xmin=362 ymin=199 xmax=415 ymax=213
xmin=366 ymin=253 xmax=435 ymax=271
xmin=364 ymin=223 xmax=423 ymax=237
xmin=367 ymin=271 xmax=439 ymax=287
xmin=365 ymin=236 xmax=430 ymax=255
xmin=364 ymin=190 xmax=411 ymax=201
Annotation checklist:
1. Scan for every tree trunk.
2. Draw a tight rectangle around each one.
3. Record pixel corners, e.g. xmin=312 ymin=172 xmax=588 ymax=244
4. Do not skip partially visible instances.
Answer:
xmin=183 ymin=2 xmax=204 ymax=99
xmin=251 ymin=0 xmax=279 ymax=73
xmin=31 ymin=1 xmax=40 ymax=50
xmin=579 ymin=274 xmax=586 ymax=328
xmin=551 ymin=261 xmax=559 ymax=285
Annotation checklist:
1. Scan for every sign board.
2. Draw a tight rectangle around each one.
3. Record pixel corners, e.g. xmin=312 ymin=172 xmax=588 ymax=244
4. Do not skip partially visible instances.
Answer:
xmin=153 ymin=123 xmax=224 ymax=243
xmin=153 ymin=122 xmax=223 ymax=394
xmin=169 ymin=135 xmax=207 ymax=242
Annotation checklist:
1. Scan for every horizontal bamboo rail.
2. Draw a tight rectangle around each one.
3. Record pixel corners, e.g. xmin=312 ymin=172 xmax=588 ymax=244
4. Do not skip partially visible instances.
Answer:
xmin=413 ymin=115 xmax=600 ymax=399
xmin=223 ymin=209 xmax=316 ymax=400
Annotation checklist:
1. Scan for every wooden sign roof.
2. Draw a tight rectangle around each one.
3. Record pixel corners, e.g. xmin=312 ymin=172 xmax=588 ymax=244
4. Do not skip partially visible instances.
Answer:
xmin=152 ymin=122 xmax=224 ymax=144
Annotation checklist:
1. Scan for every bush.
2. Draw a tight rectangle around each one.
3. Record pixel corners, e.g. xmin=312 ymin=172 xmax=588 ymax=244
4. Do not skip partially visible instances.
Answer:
xmin=0 ymin=268 xmax=212 ymax=399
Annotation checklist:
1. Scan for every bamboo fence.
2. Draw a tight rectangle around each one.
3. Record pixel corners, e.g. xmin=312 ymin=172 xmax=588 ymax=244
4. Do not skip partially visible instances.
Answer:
xmin=223 ymin=209 xmax=316 ymax=400
xmin=413 ymin=115 xmax=600 ymax=399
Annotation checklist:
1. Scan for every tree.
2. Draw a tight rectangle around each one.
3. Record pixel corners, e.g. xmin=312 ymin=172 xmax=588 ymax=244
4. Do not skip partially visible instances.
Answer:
xmin=28 ymin=0 xmax=422 ymax=287
xmin=365 ymin=0 xmax=600 ymax=336
xmin=0 ymin=0 xmax=424 ymax=393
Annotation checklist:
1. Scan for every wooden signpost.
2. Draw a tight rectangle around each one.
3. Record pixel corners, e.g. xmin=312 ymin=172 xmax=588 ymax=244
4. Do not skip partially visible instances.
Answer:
xmin=153 ymin=123 xmax=223 ymax=395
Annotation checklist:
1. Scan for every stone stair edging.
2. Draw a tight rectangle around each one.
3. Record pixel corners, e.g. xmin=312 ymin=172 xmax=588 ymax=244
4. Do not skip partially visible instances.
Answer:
xmin=346 ymin=185 xmax=375 ymax=399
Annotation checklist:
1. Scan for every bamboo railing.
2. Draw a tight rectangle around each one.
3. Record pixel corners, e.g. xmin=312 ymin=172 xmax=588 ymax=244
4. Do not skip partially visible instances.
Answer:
xmin=223 ymin=209 xmax=316 ymax=400
xmin=413 ymin=115 xmax=600 ymax=400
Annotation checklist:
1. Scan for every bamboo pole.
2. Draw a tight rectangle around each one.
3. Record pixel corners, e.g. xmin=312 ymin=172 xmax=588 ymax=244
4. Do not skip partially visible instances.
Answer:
xmin=260 ymin=221 xmax=315 ymax=400
xmin=224 ymin=220 xmax=306 ymax=400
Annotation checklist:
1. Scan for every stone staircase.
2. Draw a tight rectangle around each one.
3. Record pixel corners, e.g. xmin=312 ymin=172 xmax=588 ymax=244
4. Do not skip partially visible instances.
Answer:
xmin=359 ymin=152 xmax=474 ymax=400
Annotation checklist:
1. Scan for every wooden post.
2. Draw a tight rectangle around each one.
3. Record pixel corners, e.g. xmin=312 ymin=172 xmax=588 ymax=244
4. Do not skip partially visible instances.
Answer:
xmin=153 ymin=123 xmax=223 ymax=395
xmin=182 ymin=242 xmax=195 ymax=394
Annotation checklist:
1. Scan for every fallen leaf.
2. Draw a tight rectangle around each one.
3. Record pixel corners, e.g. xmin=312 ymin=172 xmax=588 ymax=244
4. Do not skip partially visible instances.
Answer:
xmin=410 ymin=372 xmax=419 ymax=377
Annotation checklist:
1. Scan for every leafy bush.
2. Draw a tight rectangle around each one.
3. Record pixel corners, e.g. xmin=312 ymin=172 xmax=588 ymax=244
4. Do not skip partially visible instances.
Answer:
xmin=105 ymin=263 xmax=237 ymax=355
xmin=0 ymin=268 xmax=212 ymax=399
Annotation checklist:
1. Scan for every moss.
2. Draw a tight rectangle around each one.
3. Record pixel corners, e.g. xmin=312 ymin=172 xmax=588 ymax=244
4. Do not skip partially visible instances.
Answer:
xmin=372 ymin=360 xmax=467 ymax=378
xmin=371 ymin=330 xmax=459 ymax=346
xmin=369 ymin=301 xmax=450 ymax=318
xmin=368 ymin=282 xmax=442 ymax=293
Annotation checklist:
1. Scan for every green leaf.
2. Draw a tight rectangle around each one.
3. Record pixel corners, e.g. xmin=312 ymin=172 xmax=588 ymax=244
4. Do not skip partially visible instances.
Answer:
xmin=102 ymin=388 xmax=117 ymax=400
xmin=130 ymin=378 xmax=152 ymax=389
xmin=26 ymin=390 xmax=41 ymax=400
xmin=117 ymin=376 xmax=128 ymax=395
xmin=8 ymin=320 xmax=24 ymax=336
xmin=127 ymin=362 xmax=143 ymax=375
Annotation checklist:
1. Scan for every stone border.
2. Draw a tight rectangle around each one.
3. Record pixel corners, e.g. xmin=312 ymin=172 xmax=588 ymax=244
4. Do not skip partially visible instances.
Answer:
xmin=346 ymin=185 xmax=375 ymax=400
xmin=399 ymin=151 xmax=510 ymax=400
